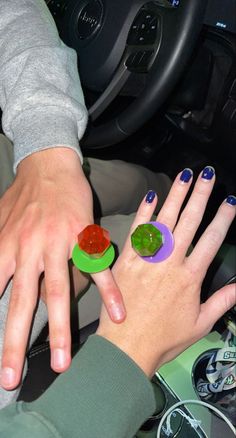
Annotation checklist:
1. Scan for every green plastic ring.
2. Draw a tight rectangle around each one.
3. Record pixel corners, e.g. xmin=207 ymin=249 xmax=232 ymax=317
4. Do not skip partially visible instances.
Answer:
xmin=72 ymin=243 xmax=115 ymax=273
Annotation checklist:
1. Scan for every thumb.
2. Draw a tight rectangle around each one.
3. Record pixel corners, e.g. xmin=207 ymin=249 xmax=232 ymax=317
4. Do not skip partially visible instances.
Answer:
xmin=198 ymin=283 xmax=236 ymax=334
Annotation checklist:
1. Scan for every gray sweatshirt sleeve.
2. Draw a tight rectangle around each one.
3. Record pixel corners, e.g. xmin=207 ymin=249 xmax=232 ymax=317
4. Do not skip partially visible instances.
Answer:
xmin=0 ymin=0 xmax=88 ymax=171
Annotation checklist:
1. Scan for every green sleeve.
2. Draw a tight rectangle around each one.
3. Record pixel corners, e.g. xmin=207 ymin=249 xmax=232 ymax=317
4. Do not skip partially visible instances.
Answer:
xmin=0 ymin=335 xmax=156 ymax=438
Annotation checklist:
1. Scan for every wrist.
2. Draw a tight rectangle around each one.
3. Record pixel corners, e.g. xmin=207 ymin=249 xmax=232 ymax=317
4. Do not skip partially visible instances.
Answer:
xmin=17 ymin=147 xmax=84 ymax=179
xmin=96 ymin=329 xmax=161 ymax=378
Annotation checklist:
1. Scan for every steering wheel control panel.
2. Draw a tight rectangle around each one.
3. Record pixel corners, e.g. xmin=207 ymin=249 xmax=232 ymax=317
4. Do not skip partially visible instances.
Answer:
xmin=125 ymin=4 xmax=163 ymax=74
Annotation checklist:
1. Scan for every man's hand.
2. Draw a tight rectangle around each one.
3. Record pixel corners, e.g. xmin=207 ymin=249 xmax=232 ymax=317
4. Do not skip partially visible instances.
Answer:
xmin=0 ymin=147 xmax=125 ymax=390
xmin=97 ymin=167 xmax=236 ymax=377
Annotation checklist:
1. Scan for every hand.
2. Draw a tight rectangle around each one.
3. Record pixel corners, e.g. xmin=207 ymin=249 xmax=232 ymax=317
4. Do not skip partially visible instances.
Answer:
xmin=0 ymin=147 xmax=125 ymax=390
xmin=97 ymin=167 xmax=236 ymax=377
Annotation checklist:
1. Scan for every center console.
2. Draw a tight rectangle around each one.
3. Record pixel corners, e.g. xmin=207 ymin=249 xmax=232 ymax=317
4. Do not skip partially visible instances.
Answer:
xmin=135 ymin=330 xmax=235 ymax=437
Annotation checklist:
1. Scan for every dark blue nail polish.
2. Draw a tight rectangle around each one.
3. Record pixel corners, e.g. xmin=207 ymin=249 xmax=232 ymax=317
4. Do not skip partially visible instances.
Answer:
xmin=145 ymin=190 xmax=156 ymax=203
xmin=201 ymin=166 xmax=215 ymax=180
xmin=226 ymin=195 xmax=236 ymax=206
xmin=180 ymin=168 xmax=193 ymax=183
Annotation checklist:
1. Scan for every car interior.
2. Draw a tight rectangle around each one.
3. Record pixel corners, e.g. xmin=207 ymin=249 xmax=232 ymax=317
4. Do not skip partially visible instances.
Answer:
xmin=1 ymin=0 xmax=236 ymax=436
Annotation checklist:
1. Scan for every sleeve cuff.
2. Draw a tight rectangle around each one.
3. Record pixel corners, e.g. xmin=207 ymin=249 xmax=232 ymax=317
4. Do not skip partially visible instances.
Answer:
xmin=11 ymin=109 xmax=86 ymax=172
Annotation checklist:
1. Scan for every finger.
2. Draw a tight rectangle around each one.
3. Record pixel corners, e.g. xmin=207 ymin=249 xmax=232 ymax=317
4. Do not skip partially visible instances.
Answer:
xmin=186 ymin=195 xmax=236 ymax=275
xmin=121 ymin=190 xmax=158 ymax=257
xmin=0 ymin=263 xmax=39 ymax=390
xmin=173 ymin=166 xmax=215 ymax=258
xmin=40 ymin=261 xmax=89 ymax=302
xmin=197 ymin=283 xmax=236 ymax=336
xmin=44 ymin=248 xmax=72 ymax=373
xmin=91 ymin=268 xmax=126 ymax=323
xmin=0 ymin=240 xmax=16 ymax=297
xmin=156 ymin=168 xmax=193 ymax=230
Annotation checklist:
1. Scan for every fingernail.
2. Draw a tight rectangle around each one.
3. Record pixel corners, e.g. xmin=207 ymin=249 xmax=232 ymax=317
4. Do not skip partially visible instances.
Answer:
xmin=145 ymin=190 xmax=156 ymax=203
xmin=226 ymin=195 xmax=236 ymax=206
xmin=1 ymin=367 xmax=16 ymax=388
xmin=201 ymin=166 xmax=215 ymax=181
xmin=109 ymin=303 xmax=126 ymax=322
xmin=51 ymin=349 xmax=67 ymax=370
xmin=180 ymin=168 xmax=193 ymax=183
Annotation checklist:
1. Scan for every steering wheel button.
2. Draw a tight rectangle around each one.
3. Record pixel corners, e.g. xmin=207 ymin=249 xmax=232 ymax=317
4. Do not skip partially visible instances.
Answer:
xmin=140 ymin=33 xmax=156 ymax=45
xmin=126 ymin=50 xmax=154 ymax=72
xmin=139 ymin=51 xmax=154 ymax=68
xmin=126 ymin=52 xmax=143 ymax=69
xmin=127 ymin=8 xmax=159 ymax=46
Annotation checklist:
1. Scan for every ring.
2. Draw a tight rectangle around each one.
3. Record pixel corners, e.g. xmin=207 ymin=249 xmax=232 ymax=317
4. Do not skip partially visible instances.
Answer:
xmin=131 ymin=221 xmax=174 ymax=263
xmin=72 ymin=224 xmax=115 ymax=273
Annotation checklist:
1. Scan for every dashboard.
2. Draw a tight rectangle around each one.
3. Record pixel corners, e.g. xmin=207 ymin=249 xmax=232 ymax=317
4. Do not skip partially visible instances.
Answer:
xmin=204 ymin=0 xmax=236 ymax=34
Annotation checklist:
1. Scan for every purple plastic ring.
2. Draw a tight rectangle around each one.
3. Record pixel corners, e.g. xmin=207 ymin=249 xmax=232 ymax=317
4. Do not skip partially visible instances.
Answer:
xmin=141 ymin=221 xmax=174 ymax=263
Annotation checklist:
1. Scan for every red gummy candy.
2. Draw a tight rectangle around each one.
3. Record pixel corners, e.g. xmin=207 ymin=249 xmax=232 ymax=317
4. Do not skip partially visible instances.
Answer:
xmin=78 ymin=224 xmax=110 ymax=258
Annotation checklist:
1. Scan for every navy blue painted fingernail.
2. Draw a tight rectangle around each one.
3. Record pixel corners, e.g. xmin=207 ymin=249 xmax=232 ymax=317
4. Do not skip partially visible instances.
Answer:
xmin=180 ymin=168 xmax=193 ymax=183
xmin=226 ymin=195 xmax=236 ymax=206
xmin=201 ymin=166 xmax=215 ymax=180
xmin=145 ymin=190 xmax=156 ymax=203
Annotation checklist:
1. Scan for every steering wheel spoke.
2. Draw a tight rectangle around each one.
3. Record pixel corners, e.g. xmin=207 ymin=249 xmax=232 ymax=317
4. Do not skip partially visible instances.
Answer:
xmin=89 ymin=3 xmax=162 ymax=121
xmin=89 ymin=63 xmax=130 ymax=122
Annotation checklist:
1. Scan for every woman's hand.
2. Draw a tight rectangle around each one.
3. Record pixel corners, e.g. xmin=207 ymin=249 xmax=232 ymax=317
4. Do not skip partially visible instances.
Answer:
xmin=97 ymin=167 xmax=236 ymax=377
xmin=0 ymin=148 xmax=125 ymax=390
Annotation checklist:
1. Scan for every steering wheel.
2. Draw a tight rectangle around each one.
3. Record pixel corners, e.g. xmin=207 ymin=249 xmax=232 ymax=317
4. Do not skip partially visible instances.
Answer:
xmin=57 ymin=0 xmax=206 ymax=149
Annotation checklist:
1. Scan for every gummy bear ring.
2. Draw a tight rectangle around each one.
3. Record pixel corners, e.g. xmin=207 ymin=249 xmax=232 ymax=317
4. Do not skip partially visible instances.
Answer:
xmin=72 ymin=224 xmax=115 ymax=273
xmin=131 ymin=221 xmax=174 ymax=263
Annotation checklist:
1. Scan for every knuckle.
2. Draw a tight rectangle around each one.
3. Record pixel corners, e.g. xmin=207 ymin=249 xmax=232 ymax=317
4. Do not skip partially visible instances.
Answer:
xmin=181 ymin=265 xmax=200 ymax=286
xmin=195 ymin=185 xmax=208 ymax=196
xmin=11 ymin=281 xmax=37 ymax=310
xmin=181 ymin=210 xmax=199 ymax=231
xmin=50 ymin=333 xmax=69 ymax=349
xmin=205 ymin=228 xmax=223 ymax=248
xmin=1 ymin=347 xmax=17 ymax=366
xmin=44 ymin=220 xmax=58 ymax=237
xmin=44 ymin=222 xmax=68 ymax=249
xmin=10 ymin=288 xmax=26 ymax=311
xmin=46 ymin=279 xmax=64 ymax=300
xmin=18 ymin=228 xmax=33 ymax=247
xmin=11 ymin=281 xmax=24 ymax=302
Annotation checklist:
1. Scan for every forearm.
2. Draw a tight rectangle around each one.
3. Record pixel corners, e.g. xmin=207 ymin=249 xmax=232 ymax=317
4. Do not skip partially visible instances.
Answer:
xmin=0 ymin=335 xmax=155 ymax=438
xmin=0 ymin=0 xmax=88 ymax=171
